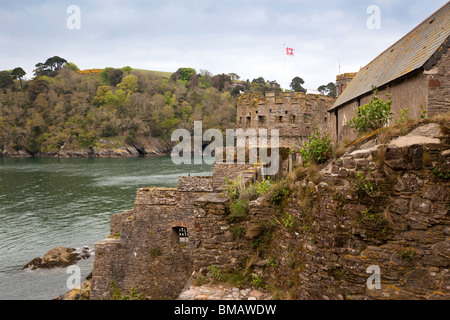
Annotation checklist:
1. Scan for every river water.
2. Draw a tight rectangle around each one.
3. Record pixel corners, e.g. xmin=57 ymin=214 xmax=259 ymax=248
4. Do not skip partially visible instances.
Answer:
xmin=0 ymin=156 xmax=213 ymax=300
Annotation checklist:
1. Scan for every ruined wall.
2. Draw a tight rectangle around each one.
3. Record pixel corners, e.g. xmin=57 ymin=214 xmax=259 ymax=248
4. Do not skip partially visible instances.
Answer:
xmin=90 ymin=178 xmax=213 ymax=300
xmin=237 ymin=92 xmax=335 ymax=147
xmin=282 ymin=126 xmax=450 ymax=300
xmin=192 ymin=161 xmax=277 ymax=276
xmin=189 ymin=122 xmax=450 ymax=300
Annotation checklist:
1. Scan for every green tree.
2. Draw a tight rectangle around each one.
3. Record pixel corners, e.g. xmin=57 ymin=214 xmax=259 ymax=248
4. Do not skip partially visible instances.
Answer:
xmin=0 ymin=71 xmax=14 ymax=89
xmin=33 ymin=63 xmax=50 ymax=77
xmin=100 ymin=67 xmax=113 ymax=84
xmin=92 ymin=85 xmax=113 ymax=106
xmin=121 ymin=66 xmax=133 ymax=74
xmin=108 ymin=69 xmax=124 ymax=86
xmin=65 ymin=62 xmax=80 ymax=72
xmin=170 ymin=68 xmax=196 ymax=83
xmin=290 ymin=76 xmax=306 ymax=93
xmin=252 ymin=77 xmax=266 ymax=86
xmin=212 ymin=73 xmax=232 ymax=92
xmin=117 ymin=75 xmax=139 ymax=95
xmin=33 ymin=56 xmax=67 ymax=77
xmin=44 ymin=56 xmax=68 ymax=71
xmin=318 ymin=82 xmax=336 ymax=97
xmin=228 ymin=73 xmax=240 ymax=81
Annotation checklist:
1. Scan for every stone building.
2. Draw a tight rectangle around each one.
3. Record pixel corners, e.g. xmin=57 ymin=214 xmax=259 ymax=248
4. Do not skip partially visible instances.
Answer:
xmin=236 ymin=91 xmax=336 ymax=147
xmin=328 ymin=2 xmax=450 ymax=141
xmin=89 ymin=152 xmax=292 ymax=299
xmin=90 ymin=177 xmax=214 ymax=300
xmin=336 ymin=72 xmax=357 ymax=96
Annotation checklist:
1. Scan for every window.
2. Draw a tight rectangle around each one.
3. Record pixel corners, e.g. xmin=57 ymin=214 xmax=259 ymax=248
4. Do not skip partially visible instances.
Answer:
xmin=304 ymin=114 xmax=310 ymax=123
xmin=258 ymin=116 xmax=265 ymax=125
xmin=290 ymin=115 xmax=296 ymax=124
xmin=276 ymin=116 xmax=283 ymax=123
xmin=172 ymin=226 xmax=189 ymax=244
xmin=246 ymin=116 xmax=251 ymax=124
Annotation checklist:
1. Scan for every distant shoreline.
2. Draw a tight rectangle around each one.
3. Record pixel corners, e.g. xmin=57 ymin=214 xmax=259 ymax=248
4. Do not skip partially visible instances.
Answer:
xmin=1 ymin=148 xmax=170 ymax=159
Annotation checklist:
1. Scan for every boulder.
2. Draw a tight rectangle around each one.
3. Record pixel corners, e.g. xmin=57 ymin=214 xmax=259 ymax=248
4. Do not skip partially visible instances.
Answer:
xmin=22 ymin=246 xmax=92 ymax=270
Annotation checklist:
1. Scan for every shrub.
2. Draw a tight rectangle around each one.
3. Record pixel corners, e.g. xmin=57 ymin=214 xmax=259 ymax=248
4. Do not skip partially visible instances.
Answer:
xmin=110 ymin=280 xmax=144 ymax=300
xmin=399 ymin=248 xmax=416 ymax=261
xmin=431 ymin=166 xmax=450 ymax=179
xmin=229 ymin=199 xmax=250 ymax=222
xmin=209 ymin=265 xmax=223 ymax=282
xmin=300 ymin=127 xmax=332 ymax=166
xmin=231 ymin=226 xmax=246 ymax=239
xmin=281 ymin=212 xmax=294 ymax=228
xmin=239 ymin=184 xmax=259 ymax=202
xmin=251 ymin=273 xmax=265 ymax=288
xmin=269 ymin=180 xmax=290 ymax=205
xmin=256 ymin=177 xmax=272 ymax=196
xmin=347 ymin=89 xmax=392 ymax=134
xmin=224 ymin=176 xmax=244 ymax=201
xmin=355 ymin=172 xmax=376 ymax=196
xmin=394 ymin=108 xmax=409 ymax=124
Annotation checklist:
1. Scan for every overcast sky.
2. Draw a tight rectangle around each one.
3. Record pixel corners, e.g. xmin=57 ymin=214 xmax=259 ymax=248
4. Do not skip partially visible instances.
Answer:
xmin=0 ymin=0 xmax=448 ymax=90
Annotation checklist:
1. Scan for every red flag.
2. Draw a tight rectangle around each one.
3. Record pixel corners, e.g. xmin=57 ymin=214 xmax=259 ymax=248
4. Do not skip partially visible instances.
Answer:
xmin=286 ymin=47 xmax=294 ymax=56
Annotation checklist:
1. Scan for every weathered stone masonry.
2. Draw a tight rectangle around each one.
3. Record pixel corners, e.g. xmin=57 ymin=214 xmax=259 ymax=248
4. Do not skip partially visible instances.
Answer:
xmin=90 ymin=156 xmax=282 ymax=299
xmin=236 ymin=91 xmax=336 ymax=147
xmin=91 ymin=176 xmax=214 ymax=300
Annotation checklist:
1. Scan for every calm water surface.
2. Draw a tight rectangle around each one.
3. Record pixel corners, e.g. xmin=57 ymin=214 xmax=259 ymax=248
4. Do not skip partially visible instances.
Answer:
xmin=0 ymin=156 xmax=213 ymax=300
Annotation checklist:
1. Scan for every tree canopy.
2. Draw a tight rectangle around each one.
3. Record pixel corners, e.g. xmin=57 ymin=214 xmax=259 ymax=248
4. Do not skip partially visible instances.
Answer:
xmin=0 ymin=71 xmax=13 ymax=89
xmin=34 ymin=56 xmax=68 ymax=77
xmin=290 ymin=76 xmax=307 ymax=93
xmin=318 ymin=82 xmax=337 ymax=97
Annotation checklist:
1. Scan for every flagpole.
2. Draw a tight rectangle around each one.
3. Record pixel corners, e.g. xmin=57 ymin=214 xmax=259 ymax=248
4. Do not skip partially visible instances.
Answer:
xmin=283 ymin=43 xmax=286 ymax=92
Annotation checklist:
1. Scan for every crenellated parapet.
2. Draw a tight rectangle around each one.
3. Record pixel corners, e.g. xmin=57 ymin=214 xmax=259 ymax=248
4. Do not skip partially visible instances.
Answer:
xmin=236 ymin=92 xmax=336 ymax=147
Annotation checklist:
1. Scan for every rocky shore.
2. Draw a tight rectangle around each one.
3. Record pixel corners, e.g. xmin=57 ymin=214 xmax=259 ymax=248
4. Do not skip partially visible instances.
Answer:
xmin=1 ymin=139 xmax=171 ymax=158
xmin=22 ymin=246 xmax=93 ymax=270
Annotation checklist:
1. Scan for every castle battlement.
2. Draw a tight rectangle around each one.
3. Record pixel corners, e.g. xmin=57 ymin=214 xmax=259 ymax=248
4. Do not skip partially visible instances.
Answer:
xmin=236 ymin=91 xmax=336 ymax=147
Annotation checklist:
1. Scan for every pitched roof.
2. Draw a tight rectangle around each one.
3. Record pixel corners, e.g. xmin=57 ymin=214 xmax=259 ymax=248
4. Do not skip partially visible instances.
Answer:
xmin=329 ymin=2 xmax=450 ymax=111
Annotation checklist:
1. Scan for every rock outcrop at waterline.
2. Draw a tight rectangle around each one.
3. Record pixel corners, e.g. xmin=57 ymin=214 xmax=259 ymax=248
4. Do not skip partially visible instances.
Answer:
xmin=22 ymin=246 xmax=92 ymax=270
xmin=2 ymin=138 xmax=170 ymax=158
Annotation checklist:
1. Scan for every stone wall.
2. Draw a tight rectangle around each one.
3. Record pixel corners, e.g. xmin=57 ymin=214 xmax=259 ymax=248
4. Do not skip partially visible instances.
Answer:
xmin=90 ymin=177 xmax=214 ymax=300
xmin=267 ymin=122 xmax=449 ymax=299
xmin=90 ymin=119 xmax=449 ymax=300
xmin=181 ymin=121 xmax=449 ymax=300
xmin=192 ymin=163 xmax=268 ymax=276
xmin=426 ymin=40 xmax=450 ymax=117
xmin=236 ymin=92 xmax=335 ymax=147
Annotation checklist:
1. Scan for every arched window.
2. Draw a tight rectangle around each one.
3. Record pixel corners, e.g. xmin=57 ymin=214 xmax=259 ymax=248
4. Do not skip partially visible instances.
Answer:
xmin=172 ymin=227 xmax=189 ymax=244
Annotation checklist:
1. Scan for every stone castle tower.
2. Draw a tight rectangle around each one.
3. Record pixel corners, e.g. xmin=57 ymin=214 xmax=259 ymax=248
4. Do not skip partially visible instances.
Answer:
xmin=236 ymin=91 xmax=336 ymax=147
xmin=336 ymin=72 xmax=357 ymax=96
